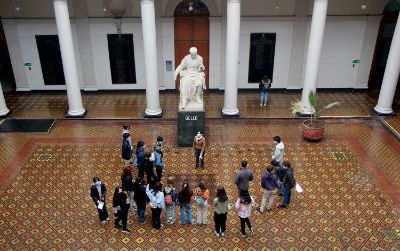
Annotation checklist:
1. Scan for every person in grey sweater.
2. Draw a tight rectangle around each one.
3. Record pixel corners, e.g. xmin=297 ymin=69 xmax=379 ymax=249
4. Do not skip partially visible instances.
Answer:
xmin=234 ymin=160 xmax=254 ymax=196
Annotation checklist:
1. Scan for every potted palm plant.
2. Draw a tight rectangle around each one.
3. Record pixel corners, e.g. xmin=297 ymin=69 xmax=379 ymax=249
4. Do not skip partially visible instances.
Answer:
xmin=291 ymin=91 xmax=340 ymax=140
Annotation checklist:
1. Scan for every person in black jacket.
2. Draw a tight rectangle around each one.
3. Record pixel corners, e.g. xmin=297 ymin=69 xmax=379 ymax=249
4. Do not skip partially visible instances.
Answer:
xmin=278 ymin=161 xmax=296 ymax=208
xmin=133 ymin=176 xmax=149 ymax=223
xmin=143 ymin=151 xmax=155 ymax=184
xmin=121 ymin=166 xmax=136 ymax=211
xmin=90 ymin=177 xmax=109 ymax=223
xmin=112 ymin=186 xmax=131 ymax=233
xmin=121 ymin=133 xmax=132 ymax=167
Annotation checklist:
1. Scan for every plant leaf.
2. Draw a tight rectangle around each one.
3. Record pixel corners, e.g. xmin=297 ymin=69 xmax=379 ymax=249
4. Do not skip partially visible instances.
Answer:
xmin=324 ymin=102 xmax=340 ymax=109
xmin=308 ymin=91 xmax=317 ymax=109
xmin=290 ymin=100 xmax=306 ymax=116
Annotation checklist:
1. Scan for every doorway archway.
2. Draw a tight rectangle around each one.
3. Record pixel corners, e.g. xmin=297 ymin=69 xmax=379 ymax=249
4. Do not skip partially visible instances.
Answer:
xmin=174 ymin=0 xmax=210 ymax=90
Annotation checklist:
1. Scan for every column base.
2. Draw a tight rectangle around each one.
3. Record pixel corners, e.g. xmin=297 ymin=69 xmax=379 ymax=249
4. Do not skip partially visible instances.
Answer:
xmin=144 ymin=108 xmax=163 ymax=118
xmin=66 ymin=109 xmax=87 ymax=118
xmin=373 ymin=107 xmax=395 ymax=116
xmin=221 ymin=108 xmax=240 ymax=118
xmin=0 ymin=109 xmax=12 ymax=118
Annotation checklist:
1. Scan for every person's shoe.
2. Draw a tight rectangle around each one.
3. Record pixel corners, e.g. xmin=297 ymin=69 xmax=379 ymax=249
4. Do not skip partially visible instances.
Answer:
xmin=115 ymin=223 xmax=123 ymax=229
xmin=260 ymin=103 xmax=262 ymax=106
xmin=263 ymin=103 xmax=266 ymax=106
xmin=278 ymin=204 xmax=286 ymax=208
xmin=160 ymin=224 xmax=164 ymax=229
xmin=250 ymin=229 xmax=255 ymax=237
xmin=170 ymin=220 xmax=175 ymax=225
xmin=220 ymin=232 xmax=224 ymax=237
xmin=122 ymin=228 xmax=131 ymax=233
xmin=215 ymin=230 xmax=219 ymax=237
xmin=256 ymin=208 xmax=263 ymax=213
xmin=241 ymin=234 xmax=246 ymax=238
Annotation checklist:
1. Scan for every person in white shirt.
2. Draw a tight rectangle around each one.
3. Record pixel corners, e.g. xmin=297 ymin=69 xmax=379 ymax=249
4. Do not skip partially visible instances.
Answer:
xmin=272 ymin=136 xmax=284 ymax=165
xmin=146 ymin=182 xmax=165 ymax=229
xmin=235 ymin=192 xmax=255 ymax=238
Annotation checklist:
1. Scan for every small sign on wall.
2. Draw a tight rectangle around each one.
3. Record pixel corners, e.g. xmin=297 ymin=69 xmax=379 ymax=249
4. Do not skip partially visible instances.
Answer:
xmin=166 ymin=60 xmax=172 ymax=71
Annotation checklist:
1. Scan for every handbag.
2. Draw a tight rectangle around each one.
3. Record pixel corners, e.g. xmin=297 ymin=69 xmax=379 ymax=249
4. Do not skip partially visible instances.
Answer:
xmin=195 ymin=196 xmax=205 ymax=206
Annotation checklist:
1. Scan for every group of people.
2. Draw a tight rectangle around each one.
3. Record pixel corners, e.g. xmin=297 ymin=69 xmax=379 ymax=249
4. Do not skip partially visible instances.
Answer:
xmin=90 ymin=128 xmax=297 ymax=238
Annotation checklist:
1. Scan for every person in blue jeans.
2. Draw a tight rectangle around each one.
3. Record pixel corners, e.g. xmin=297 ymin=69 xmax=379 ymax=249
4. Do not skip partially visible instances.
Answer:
xmin=133 ymin=176 xmax=149 ymax=223
xmin=164 ymin=176 xmax=178 ymax=224
xmin=259 ymin=75 xmax=271 ymax=106
xmin=279 ymin=160 xmax=296 ymax=208
xmin=178 ymin=180 xmax=193 ymax=224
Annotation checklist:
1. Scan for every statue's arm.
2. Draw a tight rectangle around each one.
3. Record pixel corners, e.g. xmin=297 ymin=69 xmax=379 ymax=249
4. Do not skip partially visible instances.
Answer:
xmin=174 ymin=58 xmax=187 ymax=80
xmin=199 ymin=56 xmax=205 ymax=71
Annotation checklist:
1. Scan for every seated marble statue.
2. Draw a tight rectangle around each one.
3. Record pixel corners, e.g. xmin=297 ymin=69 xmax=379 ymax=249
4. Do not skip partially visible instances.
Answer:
xmin=174 ymin=47 xmax=206 ymax=110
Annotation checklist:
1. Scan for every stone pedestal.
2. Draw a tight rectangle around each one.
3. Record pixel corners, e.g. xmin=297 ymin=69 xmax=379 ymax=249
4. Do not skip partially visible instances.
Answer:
xmin=178 ymin=109 xmax=205 ymax=147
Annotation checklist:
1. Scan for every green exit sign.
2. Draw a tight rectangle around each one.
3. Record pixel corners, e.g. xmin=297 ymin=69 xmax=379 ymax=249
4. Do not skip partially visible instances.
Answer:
xmin=352 ymin=60 xmax=360 ymax=64
xmin=24 ymin=63 xmax=32 ymax=67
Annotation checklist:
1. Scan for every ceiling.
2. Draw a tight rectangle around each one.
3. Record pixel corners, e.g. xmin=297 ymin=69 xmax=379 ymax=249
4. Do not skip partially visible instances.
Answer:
xmin=0 ymin=0 xmax=390 ymax=19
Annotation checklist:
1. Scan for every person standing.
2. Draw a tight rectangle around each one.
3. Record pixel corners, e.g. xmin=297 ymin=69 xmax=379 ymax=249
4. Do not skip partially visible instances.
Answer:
xmin=135 ymin=141 xmax=146 ymax=168
xmin=235 ymin=192 xmax=255 ymax=238
xmin=112 ymin=186 xmax=131 ymax=233
xmin=90 ymin=177 xmax=109 ymax=223
xmin=133 ymin=176 xmax=149 ymax=223
xmin=195 ymin=180 xmax=209 ymax=225
xmin=153 ymin=145 xmax=164 ymax=181
xmin=213 ymin=186 xmax=229 ymax=237
xmin=259 ymin=75 xmax=271 ymax=106
xmin=146 ymin=182 xmax=165 ymax=229
xmin=279 ymin=161 xmax=296 ymax=208
xmin=257 ymin=165 xmax=279 ymax=213
xmin=121 ymin=133 xmax=132 ymax=166
xmin=193 ymin=131 xmax=206 ymax=168
xmin=272 ymin=136 xmax=284 ymax=165
xmin=164 ymin=176 xmax=178 ymax=224
xmin=122 ymin=125 xmax=133 ymax=147
xmin=121 ymin=166 xmax=136 ymax=211
xmin=234 ymin=160 xmax=254 ymax=196
xmin=142 ymin=151 xmax=155 ymax=184
xmin=178 ymin=180 xmax=194 ymax=225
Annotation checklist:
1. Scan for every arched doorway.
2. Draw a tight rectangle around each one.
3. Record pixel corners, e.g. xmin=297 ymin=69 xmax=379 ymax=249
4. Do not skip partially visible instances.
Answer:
xmin=368 ymin=0 xmax=400 ymax=108
xmin=174 ymin=0 xmax=209 ymax=90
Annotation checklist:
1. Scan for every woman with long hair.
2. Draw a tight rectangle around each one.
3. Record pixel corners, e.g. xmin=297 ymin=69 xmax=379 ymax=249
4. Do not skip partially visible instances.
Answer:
xmin=213 ymin=186 xmax=229 ymax=237
xmin=112 ymin=186 xmax=131 ymax=233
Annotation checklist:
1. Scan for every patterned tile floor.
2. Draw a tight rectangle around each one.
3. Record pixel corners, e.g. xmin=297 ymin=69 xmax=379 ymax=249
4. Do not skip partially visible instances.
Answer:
xmin=0 ymin=119 xmax=399 ymax=250
xmin=4 ymin=91 xmax=379 ymax=119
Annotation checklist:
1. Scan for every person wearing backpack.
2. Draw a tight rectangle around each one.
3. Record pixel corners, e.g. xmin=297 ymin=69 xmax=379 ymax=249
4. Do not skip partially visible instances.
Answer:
xmin=278 ymin=160 xmax=296 ymax=208
xmin=164 ymin=176 xmax=178 ymax=224
xmin=195 ymin=180 xmax=209 ymax=225
xmin=146 ymin=182 xmax=165 ymax=229
xmin=178 ymin=180 xmax=193 ymax=225
xmin=121 ymin=166 xmax=136 ymax=211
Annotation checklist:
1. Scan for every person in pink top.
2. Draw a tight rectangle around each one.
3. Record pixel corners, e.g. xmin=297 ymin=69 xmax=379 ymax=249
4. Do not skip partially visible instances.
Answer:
xmin=234 ymin=192 xmax=255 ymax=238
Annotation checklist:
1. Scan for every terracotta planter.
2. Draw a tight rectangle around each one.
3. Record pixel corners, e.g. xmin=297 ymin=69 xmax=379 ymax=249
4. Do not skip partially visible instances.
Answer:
xmin=302 ymin=120 xmax=324 ymax=141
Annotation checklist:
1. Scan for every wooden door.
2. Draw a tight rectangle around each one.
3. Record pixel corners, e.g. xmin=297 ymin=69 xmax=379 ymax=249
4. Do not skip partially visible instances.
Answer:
xmin=174 ymin=16 xmax=209 ymax=90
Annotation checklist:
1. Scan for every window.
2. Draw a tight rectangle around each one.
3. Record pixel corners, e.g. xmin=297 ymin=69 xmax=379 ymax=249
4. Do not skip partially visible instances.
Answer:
xmin=107 ymin=34 xmax=137 ymax=84
xmin=248 ymin=33 xmax=276 ymax=83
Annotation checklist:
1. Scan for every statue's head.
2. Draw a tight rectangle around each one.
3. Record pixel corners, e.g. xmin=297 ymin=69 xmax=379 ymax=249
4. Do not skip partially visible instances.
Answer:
xmin=189 ymin=47 xmax=198 ymax=59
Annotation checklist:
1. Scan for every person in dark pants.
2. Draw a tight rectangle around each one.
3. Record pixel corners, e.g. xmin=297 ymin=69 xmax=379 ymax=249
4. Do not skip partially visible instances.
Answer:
xmin=259 ymin=75 xmax=271 ymax=106
xmin=146 ymin=182 xmax=165 ymax=229
xmin=278 ymin=160 xmax=296 ymax=208
xmin=153 ymin=144 xmax=164 ymax=181
xmin=121 ymin=133 xmax=133 ymax=167
xmin=193 ymin=131 xmax=206 ymax=168
xmin=235 ymin=191 xmax=255 ymax=238
xmin=112 ymin=186 xmax=131 ymax=233
xmin=133 ymin=176 xmax=149 ymax=223
xmin=142 ymin=151 xmax=155 ymax=184
xmin=213 ymin=186 xmax=229 ymax=237
xmin=90 ymin=177 xmax=109 ymax=223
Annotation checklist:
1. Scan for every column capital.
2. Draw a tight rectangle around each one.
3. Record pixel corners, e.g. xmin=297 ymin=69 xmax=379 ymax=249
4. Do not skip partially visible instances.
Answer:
xmin=227 ymin=0 xmax=241 ymax=3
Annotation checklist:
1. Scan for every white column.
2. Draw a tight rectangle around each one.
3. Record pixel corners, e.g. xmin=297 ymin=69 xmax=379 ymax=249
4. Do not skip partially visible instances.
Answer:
xmin=301 ymin=0 xmax=328 ymax=114
xmin=374 ymin=15 xmax=400 ymax=114
xmin=0 ymin=82 xmax=10 ymax=117
xmin=53 ymin=0 xmax=86 ymax=117
xmin=141 ymin=0 xmax=162 ymax=117
xmin=222 ymin=0 xmax=241 ymax=116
